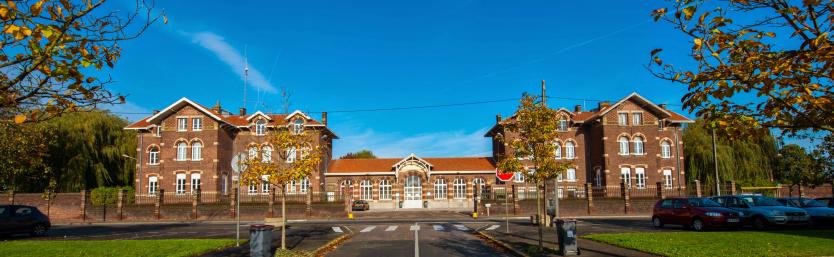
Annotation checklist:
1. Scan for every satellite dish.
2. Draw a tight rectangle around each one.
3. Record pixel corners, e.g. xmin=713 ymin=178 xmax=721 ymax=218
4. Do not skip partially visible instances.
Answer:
xmin=231 ymin=153 xmax=248 ymax=174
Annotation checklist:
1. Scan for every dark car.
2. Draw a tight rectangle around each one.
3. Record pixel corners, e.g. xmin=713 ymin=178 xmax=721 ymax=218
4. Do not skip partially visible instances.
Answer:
xmin=351 ymin=200 xmax=369 ymax=211
xmin=652 ymin=197 xmax=742 ymax=231
xmin=816 ymin=197 xmax=834 ymax=208
xmin=712 ymin=195 xmax=809 ymax=229
xmin=777 ymin=198 xmax=834 ymax=226
xmin=0 ymin=205 xmax=51 ymax=237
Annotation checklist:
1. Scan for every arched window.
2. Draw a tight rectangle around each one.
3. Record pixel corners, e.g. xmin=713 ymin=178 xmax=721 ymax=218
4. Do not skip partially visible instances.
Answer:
xmin=379 ymin=180 xmax=391 ymax=200
xmin=473 ymin=178 xmax=486 ymax=196
xmin=360 ymin=180 xmax=372 ymax=200
xmin=565 ymin=141 xmax=575 ymax=159
xmin=149 ymin=146 xmax=160 ymax=165
xmin=453 ymin=179 xmax=466 ymax=199
xmin=248 ymin=147 xmax=258 ymax=160
xmin=618 ymin=136 xmax=629 ymax=155
xmin=554 ymin=143 xmax=562 ymax=159
xmin=633 ymin=136 xmax=645 ymax=155
xmin=261 ymin=145 xmax=272 ymax=163
xmin=434 ymin=179 xmax=447 ymax=199
xmin=191 ymin=141 xmax=202 ymax=160
xmin=340 ymin=180 xmax=353 ymax=196
xmin=292 ymin=119 xmax=304 ymax=134
xmin=558 ymin=117 xmax=568 ymax=131
xmin=660 ymin=141 xmax=671 ymax=158
xmin=286 ymin=147 xmax=297 ymax=163
xmin=255 ymin=119 xmax=266 ymax=135
xmin=176 ymin=142 xmax=188 ymax=161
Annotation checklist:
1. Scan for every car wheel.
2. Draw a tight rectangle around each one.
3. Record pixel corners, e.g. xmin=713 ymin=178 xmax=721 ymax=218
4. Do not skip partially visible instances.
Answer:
xmin=691 ymin=219 xmax=704 ymax=232
xmin=652 ymin=216 xmax=664 ymax=228
xmin=752 ymin=216 xmax=768 ymax=230
xmin=30 ymin=224 xmax=47 ymax=237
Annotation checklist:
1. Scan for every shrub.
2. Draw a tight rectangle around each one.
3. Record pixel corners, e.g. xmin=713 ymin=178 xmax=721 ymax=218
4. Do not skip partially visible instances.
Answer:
xmin=90 ymin=186 xmax=135 ymax=206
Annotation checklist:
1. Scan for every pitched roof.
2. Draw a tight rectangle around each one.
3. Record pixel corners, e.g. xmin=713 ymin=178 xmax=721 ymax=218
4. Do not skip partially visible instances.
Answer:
xmin=328 ymin=157 xmax=496 ymax=173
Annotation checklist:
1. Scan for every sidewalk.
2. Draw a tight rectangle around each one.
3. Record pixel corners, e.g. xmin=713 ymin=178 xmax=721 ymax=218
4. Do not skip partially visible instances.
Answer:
xmin=480 ymin=223 xmax=658 ymax=257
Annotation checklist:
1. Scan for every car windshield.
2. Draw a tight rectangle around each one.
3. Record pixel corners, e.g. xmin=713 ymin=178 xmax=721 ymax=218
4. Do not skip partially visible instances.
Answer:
xmin=688 ymin=198 xmax=722 ymax=207
xmin=800 ymin=199 xmax=827 ymax=207
xmin=741 ymin=196 xmax=782 ymax=206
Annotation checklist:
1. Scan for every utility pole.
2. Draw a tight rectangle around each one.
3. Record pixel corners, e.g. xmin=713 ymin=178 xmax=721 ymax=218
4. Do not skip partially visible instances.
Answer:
xmin=712 ymin=129 xmax=720 ymax=196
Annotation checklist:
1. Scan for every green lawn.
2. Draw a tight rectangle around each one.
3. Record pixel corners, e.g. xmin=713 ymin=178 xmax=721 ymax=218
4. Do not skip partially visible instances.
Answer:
xmin=0 ymin=239 xmax=236 ymax=257
xmin=583 ymin=230 xmax=834 ymax=257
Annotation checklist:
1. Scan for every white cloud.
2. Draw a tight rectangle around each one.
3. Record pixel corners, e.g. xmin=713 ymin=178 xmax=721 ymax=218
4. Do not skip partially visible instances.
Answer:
xmin=333 ymin=127 xmax=493 ymax=158
xmin=189 ymin=31 xmax=277 ymax=94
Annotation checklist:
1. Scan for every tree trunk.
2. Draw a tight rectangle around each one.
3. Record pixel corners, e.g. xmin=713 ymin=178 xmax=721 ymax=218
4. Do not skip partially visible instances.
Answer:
xmin=536 ymin=182 xmax=543 ymax=250
xmin=281 ymin=186 xmax=287 ymax=250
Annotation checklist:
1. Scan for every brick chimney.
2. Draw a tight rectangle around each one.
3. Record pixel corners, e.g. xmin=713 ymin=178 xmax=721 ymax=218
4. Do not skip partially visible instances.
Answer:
xmin=659 ymin=103 xmax=668 ymax=110
xmin=496 ymin=114 xmax=502 ymax=123
xmin=574 ymin=105 xmax=582 ymax=112
xmin=322 ymin=112 xmax=328 ymax=126
xmin=598 ymin=101 xmax=611 ymax=110
xmin=239 ymin=107 xmax=246 ymax=116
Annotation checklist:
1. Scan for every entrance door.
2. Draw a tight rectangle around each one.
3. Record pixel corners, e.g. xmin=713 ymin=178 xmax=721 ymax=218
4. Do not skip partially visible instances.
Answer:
xmin=403 ymin=175 xmax=422 ymax=208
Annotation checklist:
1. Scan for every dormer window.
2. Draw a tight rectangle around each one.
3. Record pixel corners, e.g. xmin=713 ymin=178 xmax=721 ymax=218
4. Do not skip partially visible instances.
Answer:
xmin=558 ymin=117 xmax=568 ymax=132
xmin=255 ymin=119 xmax=266 ymax=135
xmin=292 ymin=119 xmax=304 ymax=134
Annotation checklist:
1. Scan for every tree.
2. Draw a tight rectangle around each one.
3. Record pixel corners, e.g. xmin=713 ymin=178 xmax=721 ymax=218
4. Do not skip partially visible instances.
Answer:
xmin=775 ymin=144 xmax=827 ymax=195
xmin=495 ymin=93 xmax=570 ymax=251
xmin=339 ymin=150 xmax=377 ymax=159
xmin=683 ymin=118 xmax=778 ymax=192
xmin=815 ymin=133 xmax=834 ymax=180
xmin=1 ymin=0 xmax=163 ymax=124
xmin=0 ymin=122 xmax=51 ymax=191
xmin=649 ymin=0 xmax=834 ymax=138
xmin=242 ymin=128 xmax=322 ymax=250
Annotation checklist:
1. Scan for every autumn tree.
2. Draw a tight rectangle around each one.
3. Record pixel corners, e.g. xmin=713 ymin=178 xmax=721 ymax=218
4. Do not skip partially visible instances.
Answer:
xmin=242 ymin=128 xmax=322 ymax=250
xmin=340 ymin=149 xmax=376 ymax=159
xmin=775 ymin=144 xmax=827 ymax=195
xmin=650 ymin=0 xmax=834 ymax=138
xmin=0 ymin=0 xmax=163 ymax=124
xmin=0 ymin=122 xmax=51 ymax=191
xmin=495 ymin=93 xmax=570 ymax=251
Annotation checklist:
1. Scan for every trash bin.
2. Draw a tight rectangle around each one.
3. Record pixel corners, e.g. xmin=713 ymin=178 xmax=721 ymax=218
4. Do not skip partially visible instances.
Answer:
xmin=249 ymin=224 xmax=274 ymax=257
xmin=399 ymin=201 xmax=403 ymax=208
xmin=423 ymin=200 xmax=428 ymax=208
xmin=556 ymin=219 xmax=580 ymax=256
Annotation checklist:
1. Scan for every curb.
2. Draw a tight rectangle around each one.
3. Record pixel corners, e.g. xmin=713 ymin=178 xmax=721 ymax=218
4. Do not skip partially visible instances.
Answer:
xmin=477 ymin=231 xmax=529 ymax=257
xmin=312 ymin=232 xmax=352 ymax=256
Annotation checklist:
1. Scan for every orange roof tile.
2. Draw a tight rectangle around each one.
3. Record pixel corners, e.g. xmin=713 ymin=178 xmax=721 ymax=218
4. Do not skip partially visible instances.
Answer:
xmin=328 ymin=157 xmax=496 ymax=173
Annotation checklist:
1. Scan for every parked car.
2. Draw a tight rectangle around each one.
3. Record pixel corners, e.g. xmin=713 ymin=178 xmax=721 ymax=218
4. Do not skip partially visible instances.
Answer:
xmin=0 ymin=205 xmax=51 ymax=237
xmin=711 ymin=195 xmax=809 ymax=230
xmin=652 ymin=197 xmax=742 ymax=231
xmin=816 ymin=197 xmax=834 ymax=208
xmin=777 ymin=198 xmax=834 ymax=226
xmin=351 ymin=200 xmax=369 ymax=211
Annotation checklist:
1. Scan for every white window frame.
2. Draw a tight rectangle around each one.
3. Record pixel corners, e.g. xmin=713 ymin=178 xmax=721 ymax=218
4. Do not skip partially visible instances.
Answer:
xmin=635 ymin=167 xmax=646 ymax=189
xmin=292 ymin=119 xmax=304 ymax=134
xmin=565 ymin=141 xmax=575 ymax=159
xmin=155 ymin=125 xmax=162 ymax=137
xmin=255 ymin=119 xmax=266 ymax=135
xmin=300 ymin=177 xmax=310 ymax=193
xmin=663 ymin=170 xmax=673 ymax=189
xmin=148 ymin=176 xmax=158 ymax=195
xmin=262 ymin=146 xmax=272 ymax=163
xmin=286 ymin=147 xmax=297 ymax=163
xmin=513 ymin=172 xmax=524 ymax=183
xmin=287 ymin=179 xmax=297 ymax=193
xmin=594 ymin=168 xmax=602 ymax=187
xmin=620 ymin=167 xmax=631 ymax=188
xmin=632 ymin=112 xmax=642 ymax=126
xmin=176 ymin=142 xmax=188 ymax=161
xmin=554 ymin=143 xmax=562 ymax=159
xmin=192 ymin=118 xmax=202 ymax=131
xmin=379 ymin=180 xmax=392 ymax=200
xmin=618 ymin=137 xmax=630 ymax=155
xmin=248 ymin=147 xmax=258 ymax=160
xmin=433 ymin=179 xmax=447 ymax=199
xmin=191 ymin=141 xmax=202 ymax=161
xmin=473 ymin=178 xmax=485 ymax=196
xmin=222 ymin=174 xmax=228 ymax=195
xmin=149 ymin=147 xmax=160 ymax=165
xmin=453 ymin=179 xmax=466 ymax=199
xmin=191 ymin=173 xmax=201 ymax=193
xmin=261 ymin=175 xmax=270 ymax=194
xmin=248 ymin=182 xmax=258 ymax=194
xmin=175 ymin=173 xmax=186 ymax=195
xmin=566 ymin=168 xmax=576 ymax=182
xmin=633 ymin=136 xmax=645 ymax=155
xmin=661 ymin=141 xmax=671 ymax=158
xmin=618 ymin=113 xmax=628 ymax=126
xmin=360 ymin=180 xmax=373 ymax=200
xmin=517 ymin=187 xmax=526 ymax=200
xmin=177 ymin=118 xmax=187 ymax=131
xmin=558 ymin=118 xmax=568 ymax=132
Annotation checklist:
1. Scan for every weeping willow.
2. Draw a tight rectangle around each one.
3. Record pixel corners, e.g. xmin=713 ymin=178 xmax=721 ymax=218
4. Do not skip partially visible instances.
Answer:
xmin=683 ymin=119 xmax=778 ymax=193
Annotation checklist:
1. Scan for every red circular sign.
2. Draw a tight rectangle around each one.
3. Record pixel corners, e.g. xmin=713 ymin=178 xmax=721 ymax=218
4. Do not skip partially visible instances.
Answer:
xmin=496 ymin=169 xmax=514 ymax=182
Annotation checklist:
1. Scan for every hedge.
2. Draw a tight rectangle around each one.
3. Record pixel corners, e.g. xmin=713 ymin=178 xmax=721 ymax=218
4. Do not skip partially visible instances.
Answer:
xmin=90 ymin=186 xmax=134 ymax=206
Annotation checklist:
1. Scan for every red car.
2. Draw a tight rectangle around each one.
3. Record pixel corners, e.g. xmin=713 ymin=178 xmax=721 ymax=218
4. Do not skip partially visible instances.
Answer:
xmin=652 ymin=197 xmax=742 ymax=231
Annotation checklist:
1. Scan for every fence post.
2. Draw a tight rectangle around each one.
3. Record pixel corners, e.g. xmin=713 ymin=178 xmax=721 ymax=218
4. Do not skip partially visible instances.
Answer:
xmin=621 ymin=182 xmax=630 ymax=214
xmin=80 ymin=190 xmax=87 ymax=222
xmin=585 ymin=183 xmax=594 ymax=215
xmin=192 ymin=189 xmax=200 ymax=220
xmin=117 ymin=189 xmax=125 ymax=221
xmin=155 ymin=189 xmax=164 ymax=220
xmin=730 ymin=180 xmax=737 ymax=195
xmin=267 ymin=188 xmax=275 ymax=218
xmin=8 ymin=190 xmax=14 ymax=205
xmin=230 ymin=188 xmax=237 ymax=219
xmin=694 ymin=180 xmax=702 ymax=197
xmin=657 ymin=182 xmax=665 ymax=199
xmin=306 ymin=188 xmax=312 ymax=217
xmin=511 ymin=184 xmax=519 ymax=215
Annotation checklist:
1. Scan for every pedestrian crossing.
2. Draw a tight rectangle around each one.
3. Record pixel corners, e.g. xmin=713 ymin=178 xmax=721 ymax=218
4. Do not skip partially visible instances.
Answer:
xmin=333 ymin=224 xmax=501 ymax=233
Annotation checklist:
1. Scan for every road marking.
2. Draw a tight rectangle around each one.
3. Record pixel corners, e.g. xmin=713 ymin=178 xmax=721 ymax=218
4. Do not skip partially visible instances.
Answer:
xmin=433 ymin=225 xmax=444 ymax=231
xmin=386 ymin=225 xmax=398 ymax=231
xmin=485 ymin=225 xmax=500 ymax=231
xmin=360 ymin=226 xmax=377 ymax=233
xmin=453 ymin=225 xmax=470 ymax=231
xmin=410 ymin=225 xmax=420 ymax=231
xmin=332 ymin=227 xmax=343 ymax=233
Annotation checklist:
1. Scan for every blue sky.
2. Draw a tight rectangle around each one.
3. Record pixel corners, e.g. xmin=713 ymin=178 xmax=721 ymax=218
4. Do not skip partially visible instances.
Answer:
xmin=105 ymin=1 xmax=708 ymax=157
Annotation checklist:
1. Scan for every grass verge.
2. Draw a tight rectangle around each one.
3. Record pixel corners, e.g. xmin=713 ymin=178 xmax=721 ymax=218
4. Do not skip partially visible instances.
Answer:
xmin=582 ymin=230 xmax=834 ymax=257
xmin=0 ymin=239 xmax=236 ymax=257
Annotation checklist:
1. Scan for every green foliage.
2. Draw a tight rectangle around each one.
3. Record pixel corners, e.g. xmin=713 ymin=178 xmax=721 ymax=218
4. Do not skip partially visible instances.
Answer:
xmin=0 ymin=122 xmax=52 ymax=191
xmin=90 ymin=186 xmax=134 ymax=206
xmin=0 ymin=239 xmax=235 ymax=257
xmin=682 ymin=119 xmax=777 ymax=190
xmin=776 ymin=144 xmax=827 ymax=188
xmin=339 ymin=150 xmax=377 ymax=159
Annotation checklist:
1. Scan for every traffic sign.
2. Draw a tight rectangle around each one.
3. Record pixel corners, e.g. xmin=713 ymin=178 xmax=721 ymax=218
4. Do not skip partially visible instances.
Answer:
xmin=231 ymin=153 xmax=248 ymax=174
xmin=496 ymin=169 xmax=514 ymax=182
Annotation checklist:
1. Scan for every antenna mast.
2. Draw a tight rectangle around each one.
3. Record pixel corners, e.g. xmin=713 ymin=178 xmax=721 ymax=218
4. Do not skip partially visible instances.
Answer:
xmin=243 ymin=45 xmax=249 ymax=110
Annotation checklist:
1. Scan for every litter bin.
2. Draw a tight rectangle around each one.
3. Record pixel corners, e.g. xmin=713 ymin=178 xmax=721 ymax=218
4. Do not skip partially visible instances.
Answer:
xmin=556 ymin=219 xmax=580 ymax=256
xmin=250 ymin=224 xmax=274 ymax=257
xmin=423 ymin=200 xmax=428 ymax=208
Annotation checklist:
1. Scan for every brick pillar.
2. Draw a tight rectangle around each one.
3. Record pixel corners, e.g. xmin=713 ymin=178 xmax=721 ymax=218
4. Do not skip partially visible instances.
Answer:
xmin=393 ymin=182 xmax=400 ymax=209
xmin=192 ymin=189 xmax=200 ymax=220
xmin=447 ymin=180 xmax=454 ymax=200
xmin=230 ymin=188 xmax=237 ymax=219
xmin=117 ymin=189 xmax=125 ymax=221
xmin=306 ymin=188 xmax=312 ymax=217
xmin=372 ymin=180 xmax=380 ymax=201
xmin=352 ymin=185 xmax=359 ymax=200
xmin=621 ymin=182 xmax=630 ymax=214
xmin=585 ymin=183 xmax=594 ymax=215
xmin=512 ymin=184 xmax=519 ymax=215
xmin=799 ymin=184 xmax=805 ymax=198
xmin=695 ymin=180 xmax=702 ymax=197
xmin=657 ymin=182 xmax=665 ymax=199
xmin=155 ymin=189 xmax=164 ymax=220
xmin=268 ymin=188 xmax=275 ymax=218
xmin=80 ymin=190 xmax=87 ymax=222
xmin=8 ymin=190 xmax=14 ymax=205
xmin=344 ymin=187 xmax=351 ymax=212
xmin=730 ymin=180 xmax=737 ymax=195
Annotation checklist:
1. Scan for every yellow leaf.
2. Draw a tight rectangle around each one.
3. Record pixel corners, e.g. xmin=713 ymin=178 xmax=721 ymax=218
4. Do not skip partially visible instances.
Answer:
xmin=30 ymin=0 xmax=44 ymax=16
xmin=14 ymin=115 xmax=25 ymax=124
xmin=693 ymin=38 xmax=703 ymax=51
xmin=0 ymin=6 xmax=8 ymax=20
xmin=683 ymin=6 xmax=696 ymax=20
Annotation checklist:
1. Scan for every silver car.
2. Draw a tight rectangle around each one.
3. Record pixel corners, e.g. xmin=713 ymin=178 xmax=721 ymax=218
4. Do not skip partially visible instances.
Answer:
xmin=711 ymin=195 xmax=809 ymax=230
